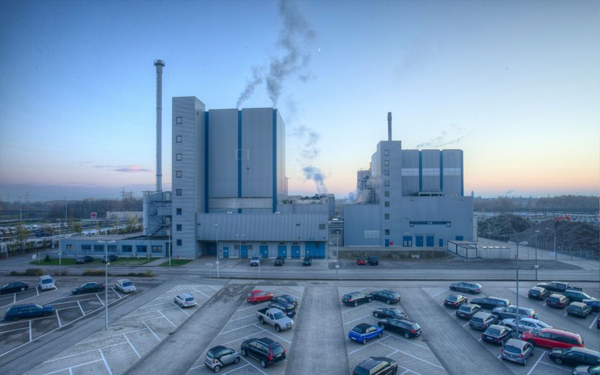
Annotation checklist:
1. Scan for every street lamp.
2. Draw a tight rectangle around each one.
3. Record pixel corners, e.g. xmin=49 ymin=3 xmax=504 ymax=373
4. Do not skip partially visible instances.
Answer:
xmin=509 ymin=240 xmax=527 ymax=335
xmin=97 ymin=239 xmax=115 ymax=330
xmin=235 ymin=233 xmax=245 ymax=265
xmin=545 ymin=227 xmax=557 ymax=261
xmin=534 ymin=230 xmax=539 ymax=281
xmin=215 ymin=223 xmax=219 ymax=279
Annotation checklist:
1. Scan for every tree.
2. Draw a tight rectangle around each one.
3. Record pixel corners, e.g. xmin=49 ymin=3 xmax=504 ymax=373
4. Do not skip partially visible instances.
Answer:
xmin=126 ymin=215 xmax=138 ymax=233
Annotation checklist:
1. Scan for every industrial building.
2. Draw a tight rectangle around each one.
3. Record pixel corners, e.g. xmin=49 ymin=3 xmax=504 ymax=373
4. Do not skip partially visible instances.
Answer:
xmin=343 ymin=113 xmax=474 ymax=247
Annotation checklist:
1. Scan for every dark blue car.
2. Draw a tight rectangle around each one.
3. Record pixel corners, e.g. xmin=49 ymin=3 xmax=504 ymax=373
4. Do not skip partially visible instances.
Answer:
xmin=482 ymin=325 xmax=513 ymax=345
xmin=349 ymin=323 xmax=384 ymax=345
xmin=4 ymin=303 xmax=55 ymax=321
xmin=583 ymin=299 xmax=600 ymax=313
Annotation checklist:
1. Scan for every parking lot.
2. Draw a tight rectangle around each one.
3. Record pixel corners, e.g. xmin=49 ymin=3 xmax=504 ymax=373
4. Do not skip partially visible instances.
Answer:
xmin=0 ymin=283 xmax=60 ymax=310
xmin=186 ymin=285 xmax=305 ymax=375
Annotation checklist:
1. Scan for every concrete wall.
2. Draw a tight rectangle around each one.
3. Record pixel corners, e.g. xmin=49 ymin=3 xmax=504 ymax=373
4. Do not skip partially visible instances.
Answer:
xmin=343 ymin=204 xmax=381 ymax=246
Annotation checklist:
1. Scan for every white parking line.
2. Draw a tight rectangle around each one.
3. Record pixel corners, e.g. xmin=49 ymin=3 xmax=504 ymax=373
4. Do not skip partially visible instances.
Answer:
xmin=222 ymin=335 xmax=253 ymax=346
xmin=29 ymin=320 xmax=32 ymax=342
xmin=52 ymin=298 xmax=97 ymax=306
xmin=238 ymin=304 xmax=262 ymax=312
xmin=77 ymin=301 xmax=85 ymax=316
xmin=223 ymin=364 xmax=249 ymax=374
xmin=124 ymin=333 xmax=141 ymax=359
xmin=95 ymin=293 xmax=105 ymax=306
xmin=589 ymin=314 xmax=598 ymax=329
xmin=43 ymin=359 xmax=104 ymax=375
xmin=379 ymin=341 xmax=444 ymax=369
xmin=144 ymin=321 xmax=161 ymax=341
xmin=56 ymin=310 xmax=62 ymax=327
xmin=348 ymin=336 xmax=386 ymax=355
xmin=526 ymin=351 xmax=545 ymax=375
xmin=99 ymin=348 xmax=113 ymax=375
xmin=387 ymin=334 xmax=430 ymax=350
xmin=189 ymin=286 xmax=211 ymax=298
xmin=172 ymin=302 xmax=190 ymax=317
xmin=36 ymin=287 xmax=40 ymax=296
xmin=463 ymin=321 xmax=470 ymax=327
xmin=231 ymin=313 xmax=255 ymax=322
xmin=272 ymin=289 xmax=300 ymax=299
xmin=219 ymin=323 xmax=258 ymax=336
xmin=158 ymin=310 xmax=177 ymax=328
xmin=111 ymin=288 xmax=121 ymax=299
xmin=430 ymin=289 xmax=449 ymax=298
xmin=13 ymin=294 xmax=16 ymax=304
xmin=189 ymin=363 xmax=205 ymax=370
xmin=287 ymin=286 xmax=304 ymax=293
xmin=539 ymin=360 xmax=572 ymax=372
xmin=563 ymin=311 xmax=568 ymax=316
xmin=205 ymin=285 xmax=221 ymax=291
xmin=345 ymin=314 xmax=373 ymax=325
xmin=252 ymin=323 xmax=292 ymax=344
xmin=0 ymin=327 xmax=29 ymax=334
xmin=241 ymin=358 xmax=268 ymax=375
xmin=80 ymin=328 xmax=148 ymax=345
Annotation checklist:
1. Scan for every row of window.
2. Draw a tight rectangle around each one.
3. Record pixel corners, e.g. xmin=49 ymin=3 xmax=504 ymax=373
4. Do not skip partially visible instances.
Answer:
xmin=71 ymin=244 xmax=163 ymax=253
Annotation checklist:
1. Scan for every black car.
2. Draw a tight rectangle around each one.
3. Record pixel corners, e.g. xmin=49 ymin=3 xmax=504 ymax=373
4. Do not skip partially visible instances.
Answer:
xmin=268 ymin=300 xmax=296 ymax=318
xmin=528 ymin=287 xmax=550 ymax=300
xmin=470 ymin=296 xmax=510 ymax=311
xmin=76 ymin=255 xmax=95 ymax=264
xmin=240 ymin=337 xmax=286 ymax=368
xmin=342 ymin=292 xmax=372 ymax=307
xmin=372 ymin=308 xmax=407 ymax=320
xmin=102 ymin=254 xmax=119 ymax=263
xmin=469 ymin=312 xmax=499 ymax=331
xmin=0 ymin=281 xmax=29 ymax=295
xmin=537 ymin=281 xmax=582 ymax=294
xmin=72 ymin=282 xmax=105 ymax=295
xmin=4 ymin=304 xmax=55 ymax=321
xmin=583 ymin=299 xmax=600 ymax=313
xmin=377 ymin=318 xmax=421 ymax=339
xmin=449 ymin=282 xmax=483 ymax=294
xmin=367 ymin=256 xmax=379 ymax=266
xmin=549 ymin=347 xmax=600 ymax=367
xmin=302 ymin=257 xmax=312 ymax=266
xmin=546 ymin=294 xmax=570 ymax=309
xmin=444 ymin=294 xmax=468 ymax=308
xmin=482 ymin=325 xmax=513 ymax=345
xmin=353 ymin=357 xmax=398 ymax=375
xmin=456 ymin=304 xmax=482 ymax=320
xmin=274 ymin=256 xmax=285 ymax=266
xmin=271 ymin=294 xmax=298 ymax=308
xmin=370 ymin=290 xmax=401 ymax=304
xmin=565 ymin=290 xmax=595 ymax=303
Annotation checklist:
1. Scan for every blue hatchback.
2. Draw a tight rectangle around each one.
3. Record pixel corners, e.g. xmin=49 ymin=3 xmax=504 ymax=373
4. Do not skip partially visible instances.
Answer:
xmin=349 ymin=323 xmax=384 ymax=345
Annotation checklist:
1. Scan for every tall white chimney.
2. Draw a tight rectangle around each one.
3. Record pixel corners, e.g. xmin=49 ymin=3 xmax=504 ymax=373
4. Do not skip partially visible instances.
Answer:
xmin=387 ymin=112 xmax=392 ymax=141
xmin=154 ymin=59 xmax=165 ymax=192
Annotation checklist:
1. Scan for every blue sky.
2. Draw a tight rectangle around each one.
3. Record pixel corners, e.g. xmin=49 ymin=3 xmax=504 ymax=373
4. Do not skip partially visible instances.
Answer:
xmin=0 ymin=0 xmax=598 ymax=201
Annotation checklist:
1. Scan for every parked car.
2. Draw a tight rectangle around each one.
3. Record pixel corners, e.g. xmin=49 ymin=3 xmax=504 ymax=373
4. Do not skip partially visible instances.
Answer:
xmin=377 ymin=318 xmax=421 ymax=339
xmin=240 ymin=337 xmax=286 ymax=368
xmin=37 ymin=275 xmax=55 ymax=291
xmin=469 ymin=312 xmax=499 ymax=331
xmin=573 ymin=365 xmax=600 ymax=375
xmin=174 ymin=293 xmax=197 ymax=308
xmin=547 ymin=294 xmax=570 ymax=309
xmin=568 ymin=302 xmax=593 ymax=318
xmin=372 ymin=308 xmax=407 ymax=320
xmin=302 ymin=257 xmax=312 ymax=266
xmin=76 ymin=255 xmax=95 ymax=264
xmin=470 ymin=296 xmax=510 ymax=311
xmin=1 ymin=281 xmax=29 ymax=294
xmin=72 ymin=282 xmax=104 ymax=295
xmin=482 ymin=324 xmax=513 ymax=345
xmin=528 ymin=287 xmax=550 ymax=300
xmin=367 ymin=256 xmax=379 ymax=265
xmin=102 ymin=254 xmax=119 ymax=263
xmin=115 ymin=279 xmax=136 ymax=294
xmin=356 ymin=257 xmax=367 ymax=265
xmin=520 ymin=328 xmax=584 ymax=349
xmin=349 ymin=323 xmax=384 ymax=345
xmin=584 ymin=299 xmax=600 ymax=313
xmin=4 ymin=304 xmax=55 ymax=321
xmin=268 ymin=300 xmax=296 ymax=318
xmin=501 ymin=339 xmax=535 ymax=366
xmin=492 ymin=305 xmax=538 ymax=320
xmin=342 ymin=292 xmax=372 ymax=307
xmin=250 ymin=257 xmax=261 ymax=266
xmin=456 ymin=304 xmax=482 ymax=320
xmin=537 ymin=281 xmax=582 ymax=294
xmin=565 ymin=290 xmax=596 ymax=303
xmin=274 ymin=256 xmax=285 ymax=266
xmin=247 ymin=290 xmax=274 ymax=304
xmin=444 ymin=294 xmax=468 ymax=308
xmin=449 ymin=281 xmax=483 ymax=294
xmin=549 ymin=347 xmax=600 ymax=367
xmin=256 ymin=308 xmax=294 ymax=332
xmin=204 ymin=345 xmax=241 ymax=373
xmin=370 ymin=290 xmax=401 ymax=304
xmin=502 ymin=318 xmax=551 ymax=333
xmin=352 ymin=357 xmax=398 ymax=375
xmin=271 ymin=294 xmax=298 ymax=308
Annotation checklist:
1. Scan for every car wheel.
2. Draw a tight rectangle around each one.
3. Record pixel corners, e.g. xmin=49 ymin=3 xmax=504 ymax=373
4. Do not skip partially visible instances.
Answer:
xmin=404 ymin=332 xmax=410 ymax=339
xmin=522 ymin=360 xmax=526 ymax=366
xmin=259 ymin=317 xmax=264 ymax=324
xmin=241 ymin=349 xmax=247 ymax=357
xmin=368 ymin=298 xmax=372 ymax=303
xmin=378 ymin=332 xmax=382 ymax=338
xmin=213 ymin=365 xmax=221 ymax=373
xmin=354 ymin=301 xmax=358 ymax=307
xmin=12 ymin=316 xmax=19 ymax=321
xmin=234 ymin=357 xmax=240 ymax=364
xmin=387 ymin=299 xmax=392 ymax=304
xmin=362 ymin=339 xmax=367 ymax=345
xmin=260 ymin=359 xmax=267 ymax=368
xmin=20 ymin=287 xmax=25 ymax=292
xmin=450 ymin=286 xmax=456 ymax=291
xmin=43 ymin=311 xmax=50 ymax=316
xmin=374 ymin=312 xmax=379 ymax=318
xmin=554 ymin=358 xmax=562 ymax=365
xmin=275 ymin=325 xmax=281 ymax=332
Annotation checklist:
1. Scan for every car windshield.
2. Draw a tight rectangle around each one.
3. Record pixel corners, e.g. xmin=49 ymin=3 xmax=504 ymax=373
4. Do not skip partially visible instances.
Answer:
xmin=447 ymin=296 xmax=457 ymax=301
xmin=390 ymin=309 xmax=403 ymax=316
xmin=248 ymin=293 xmax=254 ymax=297
xmin=536 ymin=321 xmax=550 ymax=328
xmin=459 ymin=305 xmax=471 ymax=312
xmin=273 ymin=312 xmax=285 ymax=319
xmin=272 ymin=345 xmax=284 ymax=355
xmin=185 ymin=298 xmax=195 ymax=302
xmin=503 ymin=345 xmax=521 ymax=354
xmin=35 ymin=304 xmax=43 ymax=309
xmin=352 ymin=326 xmax=364 ymax=333
xmin=42 ymin=279 xmax=52 ymax=284
xmin=486 ymin=328 xmax=500 ymax=336
xmin=471 ymin=317 xmax=482 ymax=323
xmin=411 ymin=323 xmax=420 ymax=330
xmin=207 ymin=351 xmax=214 ymax=359
xmin=123 ymin=282 xmax=133 ymax=287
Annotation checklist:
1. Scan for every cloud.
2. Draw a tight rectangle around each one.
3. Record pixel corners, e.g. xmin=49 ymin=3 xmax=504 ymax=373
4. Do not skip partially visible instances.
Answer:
xmin=415 ymin=124 xmax=474 ymax=148
xmin=92 ymin=164 xmax=151 ymax=173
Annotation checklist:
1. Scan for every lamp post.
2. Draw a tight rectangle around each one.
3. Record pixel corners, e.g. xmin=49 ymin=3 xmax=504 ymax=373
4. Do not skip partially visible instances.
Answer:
xmin=545 ymin=227 xmax=557 ymax=261
xmin=509 ymin=240 xmax=527 ymax=335
xmin=167 ymin=224 xmax=172 ymax=266
xmin=215 ymin=223 xmax=219 ymax=279
xmin=97 ymin=240 xmax=115 ymax=330
xmin=235 ymin=233 xmax=245 ymax=265
xmin=534 ymin=230 xmax=539 ymax=280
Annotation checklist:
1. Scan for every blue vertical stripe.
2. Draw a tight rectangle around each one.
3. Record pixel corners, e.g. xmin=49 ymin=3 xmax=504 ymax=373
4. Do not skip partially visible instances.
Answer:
xmin=460 ymin=150 xmax=464 ymax=196
xmin=440 ymin=150 xmax=444 ymax=193
xmin=418 ymin=151 xmax=422 ymax=192
xmin=204 ymin=111 xmax=209 ymax=213
xmin=238 ymin=111 xmax=242 ymax=213
xmin=272 ymin=109 xmax=277 ymax=213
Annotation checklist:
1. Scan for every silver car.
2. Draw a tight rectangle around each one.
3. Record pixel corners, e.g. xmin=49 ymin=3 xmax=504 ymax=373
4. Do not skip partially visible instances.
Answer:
xmin=502 ymin=317 xmax=551 ymax=333
xmin=174 ymin=293 xmax=197 ymax=308
xmin=116 ymin=279 xmax=136 ymax=294
xmin=501 ymin=339 xmax=534 ymax=366
xmin=204 ymin=345 xmax=241 ymax=373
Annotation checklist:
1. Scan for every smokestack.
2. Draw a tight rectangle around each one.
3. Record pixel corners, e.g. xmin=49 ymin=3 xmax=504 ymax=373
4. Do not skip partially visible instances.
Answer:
xmin=387 ymin=112 xmax=392 ymax=141
xmin=154 ymin=59 xmax=165 ymax=192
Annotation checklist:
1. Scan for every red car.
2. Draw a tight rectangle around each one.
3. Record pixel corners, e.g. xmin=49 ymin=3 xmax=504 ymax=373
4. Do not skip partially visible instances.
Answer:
xmin=356 ymin=257 xmax=367 ymax=265
xmin=520 ymin=328 xmax=584 ymax=349
xmin=247 ymin=290 xmax=274 ymax=304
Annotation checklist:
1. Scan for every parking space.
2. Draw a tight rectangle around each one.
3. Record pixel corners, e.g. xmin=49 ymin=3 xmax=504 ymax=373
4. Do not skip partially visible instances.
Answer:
xmin=0 ymin=283 xmax=60 ymax=309
xmin=338 ymin=287 xmax=448 ymax=375
xmin=424 ymin=283 xmax=600 ymax=375
xmin=186 ymin=285 xmax=305 ymax=375
xmin=24 ymin=284 xmax=223 ymax=375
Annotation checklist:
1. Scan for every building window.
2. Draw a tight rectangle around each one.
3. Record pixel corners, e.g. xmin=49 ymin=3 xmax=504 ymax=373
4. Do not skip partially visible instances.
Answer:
xmin=384 ymin=180 xmax=390 ymax=187
xmin=384 ymin=191 xmax=389 ymax=197
xmin=107 ymin=245 xmax=117 ymax=252
xmin=384 ymin=170 xmax=389 ymax=176
xmin=176 ymin=170 xmax=182 ymax=178
xmin=94 ymin=245 xmax=104 ymax=252
xmin=385 ymin=229 xmax=390 ymax=235
xmin=151 ymin=245 xmax=162 ymax=253
xmin=176 ymin=208 xmax=182 ymax=215
xmin=81 ymin=245 xmax=91 ymax=251
xmin=384 ymin=150 xmax=389 ymax=156
xmin=136 ymin=245 xmax=147 ymax=253
xmin=385 ymin=213 xmax=390 ymax=220
xmin=176 ymin=135 xmax=182 ymax=143
xmin=66 ymin=244 xmax=72 ymax=250
xmin=176 ymin=224 xmax=182 ymax=231
xmin=177 ymin=239 xmax=182 ymax=246
xmin=384 ymin=201 xmax=390 ymax=207
xmin=176 ymin=189 xmax=182 ymax=196
xmin=122 ymin=245 xmax=132 ymax=253
xmin=176 ymin=117 xmax=182 ymax=124
xmin=176 ymin=153 xmax=182 ymax=161
xmin=384 ymin=160 xmax=389 ymax=166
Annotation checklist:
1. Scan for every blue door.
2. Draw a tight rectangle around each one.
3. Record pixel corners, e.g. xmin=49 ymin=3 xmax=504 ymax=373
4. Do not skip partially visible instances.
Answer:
xmin=315 ymin=242 xmax=322 ymax=258
xmin=385 ymin=239 xmax=390 ymax=247
xmin=291 ymin=246 xmax=300 ymax=259
xmin=305 ymin=243 xmax=313 ymax=258
xmin=439 ymin=239 xmax=444 ymax=247
xmin=426 ymin=236 xmax=434 ymax=247
xmin=207 ymin=243 xmax=217 ymax=256
xmin=223 ymin=247 xmax=229 ymax=258
xmin=278 ymin=245 xmax=287 ymax=258
xmin=416 ymin=236 xmax=424 ymax=247
xmin=403 ymin=236 xmax=412 ymax=247
xmin=455 ymin=236 xmax=464 ymax=241
xmin=260 ymin=245 xmax=269 ymax=259
xmin=240 ymin=245 xmax=248 ymax=259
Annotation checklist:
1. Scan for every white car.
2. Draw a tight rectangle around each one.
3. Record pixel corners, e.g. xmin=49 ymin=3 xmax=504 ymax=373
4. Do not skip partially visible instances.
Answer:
xmin=250 ymin=257 xmax=261 ymax=266
xmin=174 ymin=293 xmax=197 ymax=308
xmin=502 ymin=317 xmax=552 ymax=333
xmin=37 ymin=275 xmax=55 ymax=291
xmin=115 ymin=279 xmax=136 ymax=294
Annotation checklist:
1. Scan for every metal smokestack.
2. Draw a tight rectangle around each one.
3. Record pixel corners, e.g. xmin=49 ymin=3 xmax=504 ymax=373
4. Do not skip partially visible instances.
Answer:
xmin=387 ymin=112 xmax=392 ymax=141
xmin=154 ymin=59 xmax=165 ymax=192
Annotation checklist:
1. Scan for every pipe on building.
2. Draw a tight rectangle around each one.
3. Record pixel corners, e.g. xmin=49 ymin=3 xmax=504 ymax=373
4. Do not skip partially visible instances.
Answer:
xmin=387 ymin=112 xmax=392 ymax=141
xmin=154 ymin=59 xmax=165 ymax=192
